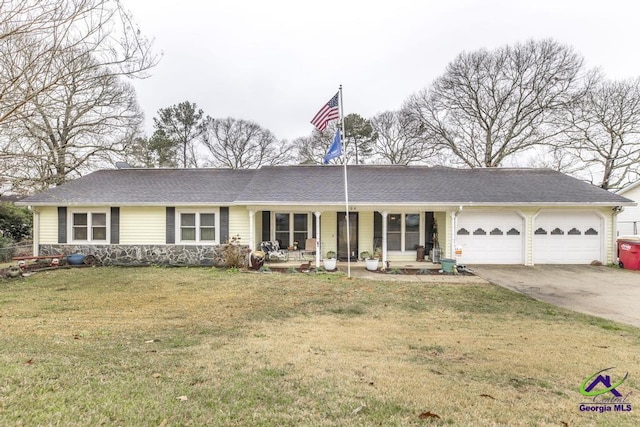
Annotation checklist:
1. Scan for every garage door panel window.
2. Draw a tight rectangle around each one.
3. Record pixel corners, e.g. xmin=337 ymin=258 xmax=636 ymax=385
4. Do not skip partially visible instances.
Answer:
xmin=585 ymin=228 xmax=598 ymax=235
xmin=568 ymin=228 xmax=581 ymax=235
xmin=473 ymin=228 xmax=486 ymax=235
xmin=535 ymin=228 xmax=547 ymax=235
xmin=551 ymin=228 xmax=564 ymax=235
xmin=490 ymin=228 xmax=503 ymax=235
xmin=507 ymin=228 xmax=520 ymax=235
xmin=457 ymin=228 xmax=470 ymax=235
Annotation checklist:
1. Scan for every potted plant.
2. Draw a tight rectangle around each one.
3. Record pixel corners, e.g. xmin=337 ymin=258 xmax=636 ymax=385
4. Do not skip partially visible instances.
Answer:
xmin=323 ymin=250 xmax=337 ymax=271
xmin=362 ymin=251 xmax=379 ymax=271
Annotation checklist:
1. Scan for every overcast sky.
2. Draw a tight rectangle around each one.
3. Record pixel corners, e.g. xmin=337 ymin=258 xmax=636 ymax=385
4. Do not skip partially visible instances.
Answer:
xmin=124 ymin=0 xmax=640 ymax=142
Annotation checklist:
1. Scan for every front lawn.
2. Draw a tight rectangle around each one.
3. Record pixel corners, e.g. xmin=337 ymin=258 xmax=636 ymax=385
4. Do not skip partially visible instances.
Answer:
xmin=0 ymin=267 xmax=638 ymax=426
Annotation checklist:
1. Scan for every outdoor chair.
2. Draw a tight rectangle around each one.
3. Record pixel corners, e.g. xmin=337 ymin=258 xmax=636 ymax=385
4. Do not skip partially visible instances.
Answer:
xmin=260 ymin=241 xmax=289 ymax=262
xmin=301 ymin=238 xmax=317 ymax=260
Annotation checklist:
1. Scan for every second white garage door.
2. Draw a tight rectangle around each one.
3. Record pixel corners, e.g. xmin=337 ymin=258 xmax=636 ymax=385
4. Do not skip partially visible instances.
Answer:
xmin=455 ymin=211 xmax=524 ymax=264
xmin=534 ymin=211 xmax=603 ymax=264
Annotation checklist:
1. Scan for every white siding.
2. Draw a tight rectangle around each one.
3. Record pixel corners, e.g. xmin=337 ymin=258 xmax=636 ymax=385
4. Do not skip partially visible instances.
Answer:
xmin=229 ymin=206 xmax=250 ymax=243
xmin=320 ymin=212 xmax=337 ymax=257
xmin=120 ymin=207 xmax=166 ymax=244
xmin=37 ymin=207 xmax=58 ymax=244
xmin=358 ymin=211 xmax=374 ymax=255
xmin=618 ymin=185 xmax=640 ymax=236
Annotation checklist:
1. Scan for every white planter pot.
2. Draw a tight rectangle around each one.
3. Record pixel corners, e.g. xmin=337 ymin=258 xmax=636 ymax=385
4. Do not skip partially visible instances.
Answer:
xmin=365 ymin=258 xmax=379 ymax=271
xmin=323 ymin=258 xmax=337 ymax=271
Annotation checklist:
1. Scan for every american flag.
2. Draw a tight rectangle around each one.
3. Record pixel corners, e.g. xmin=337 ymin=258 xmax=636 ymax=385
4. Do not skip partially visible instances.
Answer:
xmin=310 ymin=92 xmax=340 ymax=132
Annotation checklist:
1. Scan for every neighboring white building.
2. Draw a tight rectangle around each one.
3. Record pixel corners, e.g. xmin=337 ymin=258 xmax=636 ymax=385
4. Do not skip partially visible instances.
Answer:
xmin=617 ymin=181 xmax=640 ymax=236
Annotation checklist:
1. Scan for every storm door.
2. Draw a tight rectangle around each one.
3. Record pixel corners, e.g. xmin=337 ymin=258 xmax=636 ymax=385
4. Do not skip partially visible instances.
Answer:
xmin=337 ymin=212 xmax=358 ymax=261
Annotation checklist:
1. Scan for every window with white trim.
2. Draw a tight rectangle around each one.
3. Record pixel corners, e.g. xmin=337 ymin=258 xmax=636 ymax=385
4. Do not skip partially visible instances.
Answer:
xmin=70 ymin=210 xmax=108 ymax=242
xmin=177 ymin=210 xmax=218 ymax=243
xmin=387 ymin=213 xmax=422 ymax=251
xmin=273 ymin=212 xmax=311 ymax=247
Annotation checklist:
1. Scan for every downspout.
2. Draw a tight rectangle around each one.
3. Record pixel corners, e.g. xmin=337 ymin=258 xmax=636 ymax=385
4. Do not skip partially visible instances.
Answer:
xmin=29 ymin=206 xmax=39 ymax=256
xmin=450 ymin=206 xmax=463 ymax=258
xmin=612 ymin=206 xmax=624 ymax=264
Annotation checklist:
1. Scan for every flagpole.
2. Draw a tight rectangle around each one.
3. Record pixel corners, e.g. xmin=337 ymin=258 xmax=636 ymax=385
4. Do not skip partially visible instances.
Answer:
xmin=339 ymin=84 xmax=351 ymax=278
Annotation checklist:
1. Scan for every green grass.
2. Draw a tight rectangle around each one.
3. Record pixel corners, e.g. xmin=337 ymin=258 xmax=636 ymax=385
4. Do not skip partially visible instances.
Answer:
xmin=0 ymin=266 xmax=639 ymax=426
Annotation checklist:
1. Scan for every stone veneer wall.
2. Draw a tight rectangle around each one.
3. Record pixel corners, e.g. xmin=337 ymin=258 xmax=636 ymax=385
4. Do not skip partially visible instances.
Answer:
xmin=39 ymin=244 xmax=248 ymax=266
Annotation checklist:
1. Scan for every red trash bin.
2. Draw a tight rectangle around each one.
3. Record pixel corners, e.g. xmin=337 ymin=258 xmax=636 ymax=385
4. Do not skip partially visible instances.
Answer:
xmin=618 ymin=238 xmax=640 ymax=270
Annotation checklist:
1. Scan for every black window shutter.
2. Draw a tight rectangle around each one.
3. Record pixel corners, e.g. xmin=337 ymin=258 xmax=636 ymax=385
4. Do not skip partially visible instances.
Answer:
xmin=110 ymin=207 xmax=120 ymax=244
xmin=58 ymin=207 xmax=67 ymax=243
xmin=261 ymin=211 xmax=271 ymax=242
xmin=425 ymin=212 xmax=434 ymax=253
xmin=373 ymin=211 xmax=384 ymax=251
xmin=220 ymin=207 xmax=229 ymax=243
xmin=166 ymin=207 xmax=175 ymax=244
xmin=312 ymin=213 xmax=317 ymax=239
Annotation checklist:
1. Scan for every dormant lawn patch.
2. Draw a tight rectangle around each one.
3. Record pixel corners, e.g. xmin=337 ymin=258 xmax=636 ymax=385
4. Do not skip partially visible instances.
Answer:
xmin=0 ymin=267 xmax=638 ymax=426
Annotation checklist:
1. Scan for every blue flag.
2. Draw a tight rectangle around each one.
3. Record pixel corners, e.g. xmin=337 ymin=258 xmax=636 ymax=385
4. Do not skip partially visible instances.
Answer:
xmin=324 ymin=129 xmax=342 ymax=164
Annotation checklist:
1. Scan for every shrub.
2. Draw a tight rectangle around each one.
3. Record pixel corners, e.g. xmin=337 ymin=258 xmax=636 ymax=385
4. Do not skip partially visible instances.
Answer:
xmin=0 ymin=203 xmax=31 ymax=241
xmin=219 ymin=235 xmax=249 ymax=268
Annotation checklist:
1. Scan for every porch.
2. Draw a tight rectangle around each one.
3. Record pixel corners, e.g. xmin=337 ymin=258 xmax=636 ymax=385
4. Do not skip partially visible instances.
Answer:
xmin=244 ymin=207 xmax=451 ymax=271
xmin=262 ymin=258 xmax=444 ymax=271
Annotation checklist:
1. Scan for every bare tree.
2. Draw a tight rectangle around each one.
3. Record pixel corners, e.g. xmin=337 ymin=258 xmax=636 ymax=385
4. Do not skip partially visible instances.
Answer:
xmin=344 ymin=113 xmax=375 ymax=164
xmin=404 ymin=39 xmax=584 ymax=167
xmin=0 ymin=50 xmax=143 ymax=190
xmin=370 ymin=110 xmax=441 ymax=165
xmin=294 ymin=124 xmax=338 ymax=165
xmin=202 ymin=118 xmax=289 ymax=169
xmin=0 ymin=0 xmax=157 ymax=126
xmin=561 ymin=76 xmax=640 ymax=190
xmin=152 ymin=101 xmax=211 ymax=168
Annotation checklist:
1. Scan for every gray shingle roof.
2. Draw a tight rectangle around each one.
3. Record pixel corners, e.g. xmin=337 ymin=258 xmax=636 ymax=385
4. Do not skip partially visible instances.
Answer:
xmin=17 ymin=165 xmax=634 ymax=206
xmin=18 ymin=169 xmax=256 ymax=206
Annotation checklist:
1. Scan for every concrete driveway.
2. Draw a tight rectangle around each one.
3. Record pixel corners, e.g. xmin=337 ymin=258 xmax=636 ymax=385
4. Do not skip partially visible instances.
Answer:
xmin=471 ymin=265 xmax=640 ymax=328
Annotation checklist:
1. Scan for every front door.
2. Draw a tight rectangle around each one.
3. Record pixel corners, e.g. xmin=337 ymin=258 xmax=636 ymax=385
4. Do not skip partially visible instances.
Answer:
xmin=337 ymin=212 xmax=358 ymax=261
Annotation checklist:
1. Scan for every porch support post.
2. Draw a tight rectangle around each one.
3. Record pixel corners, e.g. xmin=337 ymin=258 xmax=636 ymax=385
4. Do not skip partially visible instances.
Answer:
xmin=314 ymin=211 xmax=321 ymax=268
xmin=381 ymin=211 xmax=388 ymax=269
xmin=248 ymin=210 xmax=255 ymax=251
xmin=449 ymin=206 xmax=462 ymax=259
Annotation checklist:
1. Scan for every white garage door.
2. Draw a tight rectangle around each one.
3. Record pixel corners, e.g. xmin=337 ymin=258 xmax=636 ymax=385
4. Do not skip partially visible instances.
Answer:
xmin=534 ymin=211 xmax=602 ymax=264
xmin=455 ymin=211 xmax=524 ymax=264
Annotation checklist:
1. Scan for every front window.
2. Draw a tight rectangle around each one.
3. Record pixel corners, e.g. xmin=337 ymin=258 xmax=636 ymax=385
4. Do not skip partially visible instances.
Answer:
xmin=387 ymin=213 xmax=421 ymax=252
xmin=71 ymin=211 xmax=107 ymax=242
xmin=178 ymin=211 xmax=216 ymax=243
xmin=293 ymin=213 xmax=308 ymax=246
xmin=180 ymin=213 xmax=196 ymax=241
xmin=275 ymin=213 xmax=290 ymax=246
xmin=405 ymin=214 xmax=420 ymax=250
xmin=387 ymin=214 xmax=402 ymax=251
xmin=274 ymin=212 xmax=310 ymax=247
